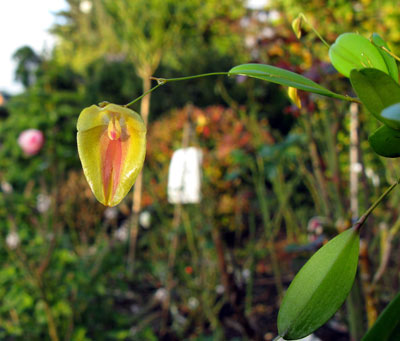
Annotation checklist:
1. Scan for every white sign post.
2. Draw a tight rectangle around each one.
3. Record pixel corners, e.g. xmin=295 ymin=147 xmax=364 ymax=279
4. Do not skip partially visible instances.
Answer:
xmin=167 ymin=147 xmax=203 ymax=204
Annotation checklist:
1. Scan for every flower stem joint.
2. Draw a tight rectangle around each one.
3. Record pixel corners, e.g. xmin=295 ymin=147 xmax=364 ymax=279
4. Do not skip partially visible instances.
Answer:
xmin=77 ymin=103 xmax=146 ymax=207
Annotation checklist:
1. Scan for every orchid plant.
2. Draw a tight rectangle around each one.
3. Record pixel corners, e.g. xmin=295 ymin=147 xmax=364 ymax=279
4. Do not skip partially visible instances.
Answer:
xmin=77 ymin=14 xmax=400 ymax=340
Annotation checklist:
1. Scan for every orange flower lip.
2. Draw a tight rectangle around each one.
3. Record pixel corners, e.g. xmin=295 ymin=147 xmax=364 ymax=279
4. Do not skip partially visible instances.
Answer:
xmin=77 ymin=104 xmax=146 ymax=206
xmin=101 ymin=130 xmax=123 ymax=203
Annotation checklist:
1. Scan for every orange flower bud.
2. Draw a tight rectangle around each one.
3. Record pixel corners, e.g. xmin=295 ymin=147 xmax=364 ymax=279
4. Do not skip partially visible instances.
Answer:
xmin=77 ymin=103 xmax=146 ymax=206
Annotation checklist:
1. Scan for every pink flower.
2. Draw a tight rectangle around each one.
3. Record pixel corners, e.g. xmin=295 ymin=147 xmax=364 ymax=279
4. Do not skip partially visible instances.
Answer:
xmin=18 ymin=129 xmax=44 ymax=156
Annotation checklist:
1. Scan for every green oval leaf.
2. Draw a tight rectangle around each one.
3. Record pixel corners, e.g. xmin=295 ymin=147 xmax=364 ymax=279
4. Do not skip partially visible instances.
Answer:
xmin=350 ymin=68 xmax=400 ymax=129
xmin=362 ymin=291 xmax=400 ymax=341
xmin=277 ymin=228 xmax=359 ymax=340
xmin=329 ymin=33 xmax=388 ymax=78
xmin=371 ymin=33 xmax=399 ymax=83
xmin=368 ymin=125 xmax=400 ymax=158
xmin=228 ymin=64 xmax=343 ymax=100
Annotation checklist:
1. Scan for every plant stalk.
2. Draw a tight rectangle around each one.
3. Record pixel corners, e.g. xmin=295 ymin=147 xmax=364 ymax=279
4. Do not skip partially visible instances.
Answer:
xmin=127 ymin=75 xmax=152 ymax=273
xmin=353 ymin=180 xmax=399 ymax=232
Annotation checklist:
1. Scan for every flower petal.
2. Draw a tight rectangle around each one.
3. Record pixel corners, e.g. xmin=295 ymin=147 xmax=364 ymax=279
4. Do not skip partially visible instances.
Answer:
xmin=77 ymin=104 xmax=146 ymax=206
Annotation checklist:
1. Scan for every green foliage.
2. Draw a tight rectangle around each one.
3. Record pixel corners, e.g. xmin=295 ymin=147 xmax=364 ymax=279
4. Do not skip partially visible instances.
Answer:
xmin=362 ymin=291 xmax=400 ymax=341
xmin=103 ymin=0 xmax=178 ymax=77
xmin=228 ymin=63 xmax=352 ymax=102
xmin=54 ymin=0 xmax=247 ymax=77
xmin=0 ymin=64 xmax=82 ymax=187
xmin=368 ymin=125 xmax=400 ymax=158
xmin=229 ymin=63 xmax=335 ymax=96
xmin=12 ymin=46 xmax=42 ymax=88
xmin=272 ymin=0 xmax=400 ymax=49
xmin=277 ymin=228 xmax=360 ymax=339
xmin=329 ymin=33 xmax=388 ymax=78
xmin=350 ymin=68 xmax=400 ymax=129
xmin=3 ymin=1 xmax=400 ymax=340
xmin=84 ymin=58 xmax=142 ymax=106
xmin=348 ymin=67 xmax=400 ymax=157
xmin=371 ymin=33 xmax=399 ymax=82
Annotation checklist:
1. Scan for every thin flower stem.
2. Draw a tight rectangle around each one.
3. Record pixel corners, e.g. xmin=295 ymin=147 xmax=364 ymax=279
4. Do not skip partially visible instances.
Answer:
xmin=298 ymin=13 xmax=330 ymax=48
xmin=354 ymin=178 xmax=400 ymax=232
xmin=124 ymin=72 xmax=229 ymax=108
xmin=124 ymin=82 xmax=164 ymax=107
xmin=151 ymin=72 xmax=229 ymax=83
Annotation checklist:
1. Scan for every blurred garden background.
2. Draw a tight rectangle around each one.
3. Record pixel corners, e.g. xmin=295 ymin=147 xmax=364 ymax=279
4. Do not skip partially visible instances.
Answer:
xmin=1 ymin=0 xmax=400 ymax=340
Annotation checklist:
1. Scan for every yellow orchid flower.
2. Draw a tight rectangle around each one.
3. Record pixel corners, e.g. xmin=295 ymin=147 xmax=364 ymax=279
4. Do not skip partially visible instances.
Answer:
xmin=77 ymin=103 xmax=146 ymax=207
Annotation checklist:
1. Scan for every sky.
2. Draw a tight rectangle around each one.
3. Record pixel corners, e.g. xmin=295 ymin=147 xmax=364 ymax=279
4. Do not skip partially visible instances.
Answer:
xmin=0 ymin=0 xmax=67 ymax=94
